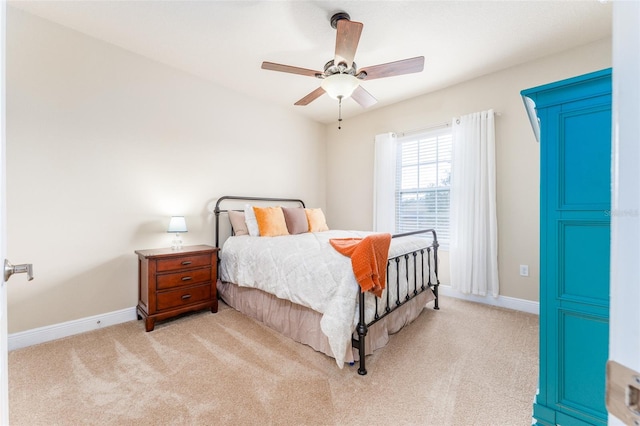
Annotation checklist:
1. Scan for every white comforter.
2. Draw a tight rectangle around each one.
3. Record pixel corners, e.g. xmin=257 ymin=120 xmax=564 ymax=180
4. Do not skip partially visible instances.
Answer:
xmin=219 ymin=230 xmax=433 ymax=367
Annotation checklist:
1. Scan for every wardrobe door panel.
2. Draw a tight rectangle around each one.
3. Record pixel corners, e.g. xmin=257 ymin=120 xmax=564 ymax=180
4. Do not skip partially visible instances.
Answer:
xmin=559 ymin=106 xmax=612 ymax=209
xmin=559 ymin=221 xmax=611 ymax=303
xmin=559 ymin=309 xmax=609 ymax=416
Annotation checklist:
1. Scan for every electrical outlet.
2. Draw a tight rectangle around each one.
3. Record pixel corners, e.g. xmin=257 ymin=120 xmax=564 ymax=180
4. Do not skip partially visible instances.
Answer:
xmin=519 ymin=265 xmax=529 ymax=277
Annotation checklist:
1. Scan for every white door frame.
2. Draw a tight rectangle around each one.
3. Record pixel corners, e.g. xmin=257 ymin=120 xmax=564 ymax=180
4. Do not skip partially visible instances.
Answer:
xmin=609 ymin=1 xmax=640 ymax=424
xmin=1 ymin=0 xmax=9 ymax=423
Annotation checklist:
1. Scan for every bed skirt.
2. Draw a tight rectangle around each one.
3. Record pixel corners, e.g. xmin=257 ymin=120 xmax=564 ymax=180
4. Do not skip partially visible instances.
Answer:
xmin=217 ymin=279 xmax=436 ymax=364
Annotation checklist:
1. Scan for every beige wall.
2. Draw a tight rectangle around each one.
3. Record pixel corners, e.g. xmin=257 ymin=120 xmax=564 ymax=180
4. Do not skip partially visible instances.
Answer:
xmin=6 ymin=6 xmax=613 ymax=334
xmin=325 ymin=38 xmax=612 ymax=302
xmin=6 ymin=8 xmax=326 ymax=333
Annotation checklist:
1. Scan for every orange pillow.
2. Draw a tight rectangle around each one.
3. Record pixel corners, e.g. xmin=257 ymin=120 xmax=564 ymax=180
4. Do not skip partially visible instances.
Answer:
xmin=305 ymin=208 xmax=329 ymax=232
xmin=253 ymin=206 xmax=290 ymax=237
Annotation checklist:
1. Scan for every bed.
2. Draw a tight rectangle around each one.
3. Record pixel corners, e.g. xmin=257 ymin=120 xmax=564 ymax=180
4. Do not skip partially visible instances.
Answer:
xmin=214 ymin=195 xmax=440 ymax=375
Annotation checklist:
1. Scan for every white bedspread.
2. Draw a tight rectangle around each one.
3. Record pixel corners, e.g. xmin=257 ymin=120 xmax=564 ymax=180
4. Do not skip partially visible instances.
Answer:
xmin=219 ymin=230 xmax=433 ymax=367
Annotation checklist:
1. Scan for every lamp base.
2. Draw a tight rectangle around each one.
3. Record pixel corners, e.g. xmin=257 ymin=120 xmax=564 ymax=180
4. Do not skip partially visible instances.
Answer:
xmin=171 ymin=233 xmax=183 ymax=250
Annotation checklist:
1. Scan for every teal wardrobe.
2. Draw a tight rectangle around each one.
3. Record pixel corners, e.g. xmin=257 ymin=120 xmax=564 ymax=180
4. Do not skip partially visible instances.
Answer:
xmin=522 ymin=68 xmax=611 ymax=425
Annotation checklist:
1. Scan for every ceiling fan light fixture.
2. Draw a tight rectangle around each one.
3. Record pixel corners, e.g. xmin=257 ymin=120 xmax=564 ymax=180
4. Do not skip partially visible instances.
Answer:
xmin=321 ymin=73 xmax=360 ymax=100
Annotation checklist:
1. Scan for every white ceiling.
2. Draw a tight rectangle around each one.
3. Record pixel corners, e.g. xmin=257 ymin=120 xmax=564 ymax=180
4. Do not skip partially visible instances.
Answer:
xmin=9 ymin=0 xmax=612 ymax=124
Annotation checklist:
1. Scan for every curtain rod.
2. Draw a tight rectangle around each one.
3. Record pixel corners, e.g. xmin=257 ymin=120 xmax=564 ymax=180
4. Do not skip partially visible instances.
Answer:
xmin=396 ymin=111 xmax=502 ymax=138
xmin=396 ymin=121 xmax=451 ymax=138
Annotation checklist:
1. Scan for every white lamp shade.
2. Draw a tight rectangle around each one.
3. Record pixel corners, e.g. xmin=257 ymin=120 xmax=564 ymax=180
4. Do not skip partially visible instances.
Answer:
xmin=321 ymin=74 xmax=360 ymax=100
xmin=167 ymin=216 xmax=187 ymax=233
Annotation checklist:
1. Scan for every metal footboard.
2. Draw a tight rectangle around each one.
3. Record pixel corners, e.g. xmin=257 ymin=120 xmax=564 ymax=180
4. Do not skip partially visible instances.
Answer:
xmin=353 ymin=229 xmax=440 ymax=375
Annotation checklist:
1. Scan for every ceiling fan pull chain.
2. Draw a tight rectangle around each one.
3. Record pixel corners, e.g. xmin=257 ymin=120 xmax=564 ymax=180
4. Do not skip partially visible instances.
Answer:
xmin=338 ymin=96 xmax=343 ymax=130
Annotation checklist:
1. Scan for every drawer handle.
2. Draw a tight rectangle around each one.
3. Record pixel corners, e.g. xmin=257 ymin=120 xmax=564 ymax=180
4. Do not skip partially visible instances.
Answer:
xmin=181 ymin=276 xmax=192 ymax=281
xmin=181 ymin=294 xmax=191 ymax=300
xmin=181 ymin=261 xmax=192 ymax=266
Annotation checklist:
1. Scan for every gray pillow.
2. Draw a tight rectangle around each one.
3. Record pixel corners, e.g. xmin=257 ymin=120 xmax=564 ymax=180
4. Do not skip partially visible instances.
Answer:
xmin=228 ymin=210 xmax=249 ymax=236
xmin=282 ymin=207 xmax=309 ymax=235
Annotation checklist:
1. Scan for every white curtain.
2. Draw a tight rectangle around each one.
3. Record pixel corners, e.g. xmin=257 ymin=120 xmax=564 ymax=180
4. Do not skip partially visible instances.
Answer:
xmin=449 ymin=110 xmax=499 ymax=297
xmin=373 ymin=132 xmax=397 ymax=233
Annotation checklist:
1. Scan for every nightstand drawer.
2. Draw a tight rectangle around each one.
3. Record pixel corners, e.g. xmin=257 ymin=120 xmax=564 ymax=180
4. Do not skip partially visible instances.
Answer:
xmin=156 ymin=254 xmax=211 ymax=272
xmin=156 ymin=284 xmax=211 ymax=311
xmin=156 ymin=268 xmax=211 ymax=290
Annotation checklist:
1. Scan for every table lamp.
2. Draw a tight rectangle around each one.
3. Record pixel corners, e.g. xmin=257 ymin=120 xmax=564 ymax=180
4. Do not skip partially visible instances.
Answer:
xmin=167 ymin=216 xmax=187 ymax=250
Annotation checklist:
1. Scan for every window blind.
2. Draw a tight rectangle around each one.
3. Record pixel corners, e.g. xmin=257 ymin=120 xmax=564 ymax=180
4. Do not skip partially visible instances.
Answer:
xmin=395 ymin=128 xmax=452 ymax=247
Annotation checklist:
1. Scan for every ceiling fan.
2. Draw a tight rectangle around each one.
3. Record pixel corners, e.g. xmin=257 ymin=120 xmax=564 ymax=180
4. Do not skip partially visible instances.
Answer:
xmin=261 ymin=12 xmax=425 ymax=127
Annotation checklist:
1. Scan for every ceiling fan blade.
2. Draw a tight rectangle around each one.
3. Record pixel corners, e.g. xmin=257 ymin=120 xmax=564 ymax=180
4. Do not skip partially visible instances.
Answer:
xmin=359 ymin=56 xmax=425 ymax=80
xmin=334 ymin=19 xmax=363 ymax=69
xmin=261 ymin=61 xmax=321 ymax=77
xmin=351 ymin=85 xmax=377 ymax=108
xmin=294 ymin=87 xmax=326 ymax=106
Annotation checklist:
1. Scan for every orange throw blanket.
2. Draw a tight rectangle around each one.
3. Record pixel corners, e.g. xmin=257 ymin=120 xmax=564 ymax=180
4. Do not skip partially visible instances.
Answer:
xmin=330 ymin=233 xmax=392 ymax=298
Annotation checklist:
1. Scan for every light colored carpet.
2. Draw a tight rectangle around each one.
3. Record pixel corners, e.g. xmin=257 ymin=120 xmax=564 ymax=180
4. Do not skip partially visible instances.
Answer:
xmin=8 ymin=296 xmax=538 ymax=425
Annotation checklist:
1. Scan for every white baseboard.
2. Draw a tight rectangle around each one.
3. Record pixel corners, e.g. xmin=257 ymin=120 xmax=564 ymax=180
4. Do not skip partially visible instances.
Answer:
xmin=8 ymin=307 xmax=138 ymax=351
xmin=8 ymin=287 xmax=538 ymax=351
xmin=437 ymin=285 xmax=539 ymax=315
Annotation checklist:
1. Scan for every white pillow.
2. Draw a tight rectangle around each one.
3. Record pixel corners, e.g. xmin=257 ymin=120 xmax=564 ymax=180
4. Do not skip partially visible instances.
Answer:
xmin=244 ymin=204 xmax=260 ymax=236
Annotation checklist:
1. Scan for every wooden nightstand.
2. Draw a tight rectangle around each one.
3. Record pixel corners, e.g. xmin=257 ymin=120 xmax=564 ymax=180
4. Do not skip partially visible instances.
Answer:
xmin=135 ymin=245 xmax=219 ymax=331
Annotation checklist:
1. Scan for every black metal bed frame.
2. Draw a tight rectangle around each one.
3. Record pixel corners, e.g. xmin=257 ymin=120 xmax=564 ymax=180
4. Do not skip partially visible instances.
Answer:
xmin=213 ymin=195 xmax=440 ymax=375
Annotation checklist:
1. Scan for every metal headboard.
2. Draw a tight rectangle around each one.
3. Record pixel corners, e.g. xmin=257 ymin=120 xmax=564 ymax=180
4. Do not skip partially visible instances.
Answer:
xmin=213 ymin=195 xmax=306 ymax=248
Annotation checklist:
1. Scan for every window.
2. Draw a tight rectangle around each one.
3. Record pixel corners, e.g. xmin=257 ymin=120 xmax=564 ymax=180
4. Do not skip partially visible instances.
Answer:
xmin=395 ymin=128 xmax=452 ymax=247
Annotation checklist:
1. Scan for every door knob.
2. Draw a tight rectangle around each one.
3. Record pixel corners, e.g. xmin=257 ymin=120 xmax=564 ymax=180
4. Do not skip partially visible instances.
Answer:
xmin=4 ymin=259 xmax=34 ymax=282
